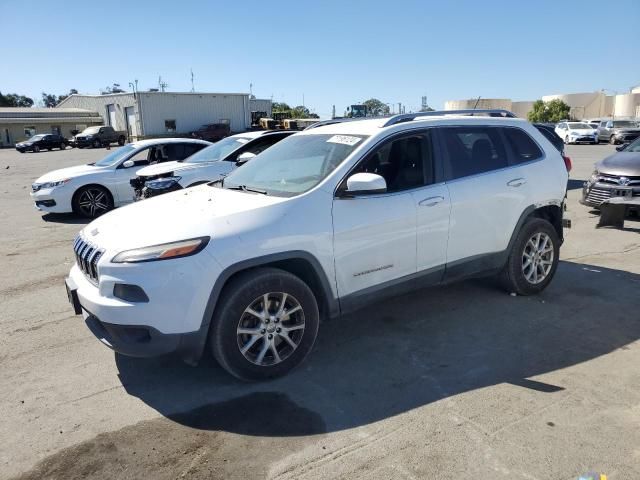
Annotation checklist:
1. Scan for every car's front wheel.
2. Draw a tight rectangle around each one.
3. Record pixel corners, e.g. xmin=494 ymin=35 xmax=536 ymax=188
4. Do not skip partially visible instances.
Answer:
xmin=60 ymin=143 xmax=66 ymax=150
xmin=72 ymin=185 xmax=114 ymax=218
xmin=502 ymin=218 xmax=560 ymax=295
xmin=609 ymin=135 xmax=617 ymax=145
xmin=210 ymin=268 xmax=319 ymax=381
xmin=33 ymin=145 xmax=40 ymax=153
xmin=93 ymin=139 xmax=101 ymax=148
xmin=564 ymin=136 xmax=571 ymax=145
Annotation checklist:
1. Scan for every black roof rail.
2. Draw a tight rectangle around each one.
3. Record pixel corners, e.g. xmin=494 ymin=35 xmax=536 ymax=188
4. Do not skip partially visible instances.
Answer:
xmin=381 ymin=109 xmax=517 ymax=128
xmin=303 ymin=116 xmax=392 ymax=130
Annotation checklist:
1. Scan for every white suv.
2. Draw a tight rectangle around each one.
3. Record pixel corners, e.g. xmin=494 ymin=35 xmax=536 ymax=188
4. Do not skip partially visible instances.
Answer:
xmin=65 ymin=110 xmax=569 ymax=380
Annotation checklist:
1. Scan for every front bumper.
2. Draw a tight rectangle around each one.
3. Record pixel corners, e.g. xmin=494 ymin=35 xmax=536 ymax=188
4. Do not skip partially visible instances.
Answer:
xmin=66 ymin=249 xmax=219 ymax=361
xmin=30 ymin=186 xmax=73 ymax=213
xmin=568 ymin=135 xmax=597 ymax=144
xmin=581 ymin=181 xmax=640 ymax=208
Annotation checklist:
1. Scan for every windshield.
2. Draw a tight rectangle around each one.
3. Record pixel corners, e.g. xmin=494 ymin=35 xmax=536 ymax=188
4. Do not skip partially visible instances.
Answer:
xmin=625 ymin=137 xmax=640 ymax=152
xmin=219 ymin=133 xmax=368 ymax=197
xmin=93 ymin=145 xmax=135 ymax=167
xmin=81 ymin=126 xmax=101 ymax=135
xmin=612 ymin=121 xmax=636 ymax=128
xmin=567 ymin=123 xmax=592 ymax=129
xmin=27 ymin=135 xmax=46 ymax=142
xmin=184 ymin=136 xmax=251 ymax=163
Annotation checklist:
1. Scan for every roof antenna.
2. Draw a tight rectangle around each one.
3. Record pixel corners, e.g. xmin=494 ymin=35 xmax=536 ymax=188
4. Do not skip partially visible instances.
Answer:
xmin=472 ymin=96 xmax=481 ymax=110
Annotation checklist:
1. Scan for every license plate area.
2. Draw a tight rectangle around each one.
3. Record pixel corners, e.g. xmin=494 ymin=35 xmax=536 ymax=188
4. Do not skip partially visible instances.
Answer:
xmin=65 ymin=278 xmax=82 ymax=315
xmin=612 ymin=188 xmax=632 ymax=198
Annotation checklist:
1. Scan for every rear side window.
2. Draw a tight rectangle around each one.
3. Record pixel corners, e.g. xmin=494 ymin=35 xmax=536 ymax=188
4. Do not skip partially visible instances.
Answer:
xmin=440 ymin=127 xmax=507 ymax=180
xmin=503 ymin=128 xmax=544 ymax=163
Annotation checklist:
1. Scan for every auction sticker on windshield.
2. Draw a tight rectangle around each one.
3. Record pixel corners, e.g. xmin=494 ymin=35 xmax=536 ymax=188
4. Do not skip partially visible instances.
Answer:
xmin=327 ymin=135 xmax=362 ymax=146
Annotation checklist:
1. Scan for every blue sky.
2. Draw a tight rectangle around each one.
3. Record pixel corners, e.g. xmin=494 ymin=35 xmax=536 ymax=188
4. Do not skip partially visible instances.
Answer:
xmin=3 ymin=0 xmax=639 ymax=117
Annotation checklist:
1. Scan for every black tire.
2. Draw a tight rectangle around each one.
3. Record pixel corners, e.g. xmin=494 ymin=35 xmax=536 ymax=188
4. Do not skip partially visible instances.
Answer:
xmin=117 ymin=136 xmax=125 ymax=146
xmin=210 ymin=267 xmax=319 ymax=381
xmin=93 ymin=139 xmax=101 ymax=148
xmin=60 ymin=143 xmax=66 ymax=150
xmin=564 ymin=136 xmax=570 ymax=145
xmin=501 ymin=218 xmax=560 ymax=296
xmin=609 ymin=135 xmax=617 ymax=145
xmin=33 ymin=145 xmax=40 ymax=153
xmin=72 ymin=185 xmax=114 ymax=218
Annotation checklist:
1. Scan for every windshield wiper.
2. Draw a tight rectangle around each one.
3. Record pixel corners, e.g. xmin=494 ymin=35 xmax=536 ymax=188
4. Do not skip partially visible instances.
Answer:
xmin=226 ymin=184 xmax=267 ymax=195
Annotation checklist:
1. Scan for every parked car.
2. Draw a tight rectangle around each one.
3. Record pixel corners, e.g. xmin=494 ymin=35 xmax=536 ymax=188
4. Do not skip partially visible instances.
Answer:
xmin=596 ymin=120 xmax=640 ymax=145
xmin=15 ymin=134 xmax=68 ymax=153
xmin=30 ymin=138 xmax=210 ymax=218
xmin=74 ymin=126 xmax=127 ymax=149
xmin=64 ymin=110 xmax=569 ymax=380
xmin=190 ymin=123 xmax=231 ymax=142
xmin=581 ymin=136 xmax=640 ymax=208
xmin=554 ymin=122 xmax=598 ymax=144
xmin=131 ymin=130 xmax=295 ymax=200
xmin=533 ymin=123 xmax=564 ymax=153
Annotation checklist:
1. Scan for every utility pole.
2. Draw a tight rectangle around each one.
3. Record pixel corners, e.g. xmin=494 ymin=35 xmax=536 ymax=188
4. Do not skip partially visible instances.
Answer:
xmin=158 ymin=76 xmax=168 ymax=92
xmin=249 ymin=82 xmax=253 ymax=97
xmin=190 ymin=69 xmax=195 ymax=92
xmin=398 ymin=103 xmax=402 ymax=115
xmin=332 ymin=105 xmax=336 ymax=119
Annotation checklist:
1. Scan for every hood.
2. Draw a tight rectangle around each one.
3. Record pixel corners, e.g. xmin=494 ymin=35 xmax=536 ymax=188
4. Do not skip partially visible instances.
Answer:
xmin=135 ymin=161 xmax=184 ymax=177
xmin=34 ymin=164 xmax=107 ymax=183
xmin=82 ymin=185 xmax=286 ymax=251
xmin=135 ymin=160 xmax=225 ymax=177
xmin=596 ymin=152 xmax=640 ymax=177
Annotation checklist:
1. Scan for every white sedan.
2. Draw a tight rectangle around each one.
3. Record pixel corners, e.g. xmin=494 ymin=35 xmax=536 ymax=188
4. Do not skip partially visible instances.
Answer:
xmin=554 ymin=122 xmax=598 ymax=144
xmin=30 ymin=138 xmax=211 ymax=218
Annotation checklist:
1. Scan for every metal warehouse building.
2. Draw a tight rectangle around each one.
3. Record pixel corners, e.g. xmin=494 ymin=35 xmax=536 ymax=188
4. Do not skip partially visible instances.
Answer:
xmin=0 ymin=108 xmax=102 ymax=147
xmin=57 ymin=92 xmax=272 ymax=140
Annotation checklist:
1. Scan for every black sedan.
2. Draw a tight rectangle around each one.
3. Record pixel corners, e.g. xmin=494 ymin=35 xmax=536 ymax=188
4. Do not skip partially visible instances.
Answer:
xmin=15 ymin=134 xmax=68 ymax=153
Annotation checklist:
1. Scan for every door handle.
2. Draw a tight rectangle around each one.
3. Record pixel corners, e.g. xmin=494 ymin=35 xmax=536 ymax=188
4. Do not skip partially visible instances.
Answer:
xmin=507 ymin=178 xmax=526 ymax=187
xmin=419 ymin=195 xmax=444 ymax=207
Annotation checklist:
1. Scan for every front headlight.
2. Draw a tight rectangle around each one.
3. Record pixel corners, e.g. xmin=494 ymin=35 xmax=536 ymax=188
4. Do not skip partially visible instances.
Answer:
xmin=590 ymin=170 xmax=599 ymax=182
xmin=111 ymin=237 xmax=210 ymax=263
xmin=39 ymin=179 xmax=70 ymax=189
xmin=144 ymin=176 xmax=182 ymax=190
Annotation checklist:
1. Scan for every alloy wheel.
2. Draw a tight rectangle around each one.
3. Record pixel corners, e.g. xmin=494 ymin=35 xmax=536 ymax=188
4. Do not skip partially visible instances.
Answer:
xmin=77 ymin=188 xmax=111 ymax=217
xmin=236 ymin=292 xmax=305 ymax=366
xmin=522 ymin=232 xmax=554 ymax=284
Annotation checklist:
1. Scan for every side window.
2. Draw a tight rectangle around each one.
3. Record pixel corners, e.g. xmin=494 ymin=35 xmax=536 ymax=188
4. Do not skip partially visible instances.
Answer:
xmin=179 ymin=143 xmax=206 ymax=159
xmin=127 ymin=147 xmax=152 ymax=166
xmin=502 ymin=128 xmax=543 ymax=164
xmin=441 ymin=127 xmax=507 ymax=180
xmin=246 ymin=136 xmax=284 ymax=156
xmin=354 ymin=133 xmax=432 ymax=192
xmin=606 ymin=121 xmax=613 ymax=128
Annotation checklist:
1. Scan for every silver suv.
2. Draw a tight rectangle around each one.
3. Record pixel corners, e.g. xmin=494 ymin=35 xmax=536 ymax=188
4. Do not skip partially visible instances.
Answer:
xmin=597 ymin=120 xmax=640 ymax=145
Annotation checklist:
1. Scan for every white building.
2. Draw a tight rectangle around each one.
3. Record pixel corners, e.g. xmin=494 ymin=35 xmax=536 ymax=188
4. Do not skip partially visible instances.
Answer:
xmin=445 ymin=86 xmax=640 ymax=120
xmin=57 ymin=92 xmax=272 ymax=139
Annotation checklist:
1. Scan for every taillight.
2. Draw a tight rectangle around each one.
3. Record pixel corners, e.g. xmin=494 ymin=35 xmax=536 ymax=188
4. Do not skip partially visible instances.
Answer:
xmin=562 ymin=154 xmax=572 ymax=172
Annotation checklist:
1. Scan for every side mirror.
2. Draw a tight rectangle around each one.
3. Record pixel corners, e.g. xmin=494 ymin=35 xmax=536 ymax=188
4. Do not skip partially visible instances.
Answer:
xmin=236 ymin=151 xmax=256 ymax=165
xmin=342 ymin=173 xmax=387 ymax=196
xmin=122 ymin=159 xmax=135 ymax=168
xmin=616 ymin=143 xmax=629 ymax=152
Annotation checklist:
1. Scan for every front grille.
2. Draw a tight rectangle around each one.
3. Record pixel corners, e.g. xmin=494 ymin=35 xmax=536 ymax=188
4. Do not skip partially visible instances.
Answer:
xmin=598 ymin=174 xmax=640 ymax=186
xmin=586 ymin=187 xmax=612 ymax=205
xmin=73 ymin=235 xmax=104 ymax=284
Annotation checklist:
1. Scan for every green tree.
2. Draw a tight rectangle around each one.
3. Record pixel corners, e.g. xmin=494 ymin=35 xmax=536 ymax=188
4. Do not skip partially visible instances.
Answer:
xmin=290 ymin=105 xmax=318 ymax=119
xmin=527 ymin=99 xmax=570 ymax=123
xmin=272 ymin=102 xmax=291 ymax=112
xmin=57 ymin=88 xmax=78 ymax=104
xmin=362 ymin=98 xmax=390 ymax=116
xmin=0 ymin=91 xmax=34 ymax=107
xmin=101 ymin=83 xmax=125 ymax=95
xmin=41 ymin=92 xmax=58 ymax=108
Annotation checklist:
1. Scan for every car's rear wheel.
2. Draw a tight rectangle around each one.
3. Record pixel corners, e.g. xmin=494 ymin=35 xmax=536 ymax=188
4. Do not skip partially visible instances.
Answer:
xmin=117 ymin=136 xmax=125 ymax=146
xmin=210 ymin=268 xmax=319 ymax=381
xmin=33 ymin=145 xmax=40 ymax=153
xmin=502 ymin=218 xmax=559 ymax=296
xmin=72 ymin=185 xmax=114 ymax=218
